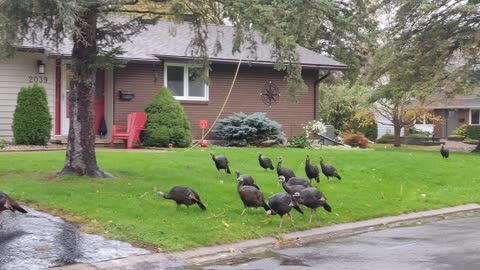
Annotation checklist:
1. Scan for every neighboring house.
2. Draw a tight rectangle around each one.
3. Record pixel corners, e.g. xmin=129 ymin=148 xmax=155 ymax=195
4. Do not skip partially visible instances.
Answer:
xmin=374 ymin=112 xmax=404 ymax=140
xmin=428 ymin=96 xmax=480 ymax=138
xmin=0 ymin=19 xmax=347 ymax=142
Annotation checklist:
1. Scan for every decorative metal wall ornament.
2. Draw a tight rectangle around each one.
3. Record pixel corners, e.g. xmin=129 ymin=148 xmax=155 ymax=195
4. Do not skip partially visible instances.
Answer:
xmin=260 ymin=81 xmax=280 ymax=106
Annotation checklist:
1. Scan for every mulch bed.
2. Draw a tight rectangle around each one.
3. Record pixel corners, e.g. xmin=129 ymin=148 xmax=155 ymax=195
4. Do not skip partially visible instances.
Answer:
xmin=0 ymin=144 xmax=67 ymax=152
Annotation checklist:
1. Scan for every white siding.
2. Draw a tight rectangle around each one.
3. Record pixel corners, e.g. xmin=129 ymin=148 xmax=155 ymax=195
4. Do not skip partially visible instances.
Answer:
xmin=375 ymin=112 xmax=404 ymax=140
xmin=0 ymin=52 xmax=56 ymax=141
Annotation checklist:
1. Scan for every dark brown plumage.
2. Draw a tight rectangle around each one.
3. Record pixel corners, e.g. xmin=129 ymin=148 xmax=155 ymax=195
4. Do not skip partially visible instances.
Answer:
xmin=276 ymin=156 xmax=296 ymax=181
xmin=278 ymin=175 xmax=308 ymax=195
xmin=157 ymin=186 xmax=206 ymax=210
xmin=258 ymin=153 xmax=274 ymax=171
xmin=266 ymin=192 xmax=304 ymax=228
xmin=305 ymin=154 xmax=320 ymax=183
xmin=210 ymin=152 xmax=231 ymax=174
xmin=0 ymin=192 xmax=28 ymax=215
xmin=237 ymin=177 xmax=270 ymax=216
xmin=320 ymin=157 xmax=341 ymax=180
xmin=293 ymin=188 xmax=331 ymax=224
xmin=235 ymin=170 xmax=260 ymax=190
xmin=440 ymin=144 xmax=449 ymax=158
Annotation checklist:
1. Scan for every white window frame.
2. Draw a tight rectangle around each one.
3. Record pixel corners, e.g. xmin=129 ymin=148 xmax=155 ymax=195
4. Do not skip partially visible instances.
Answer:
xmin=470 ymin=108 xmax=480 ymax=125
xmin=164 ymin=62 xmax=209 ymax=101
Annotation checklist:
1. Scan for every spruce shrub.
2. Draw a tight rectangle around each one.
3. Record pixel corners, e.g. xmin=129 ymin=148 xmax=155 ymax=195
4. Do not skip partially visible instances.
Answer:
xmin=466 ymin=125 xmax=480 ymax=140
xmin=12 ymin=84 xmax=52 ymax=145
xmin=212 ymin=112 xmax=286 ymax=146
xmin=142 ymin=87 xmax=192 ymax=147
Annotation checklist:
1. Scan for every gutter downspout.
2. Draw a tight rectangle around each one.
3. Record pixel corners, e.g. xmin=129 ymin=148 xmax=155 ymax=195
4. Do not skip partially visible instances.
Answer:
xmin=313 ymin=71 xmax=331 ymax=120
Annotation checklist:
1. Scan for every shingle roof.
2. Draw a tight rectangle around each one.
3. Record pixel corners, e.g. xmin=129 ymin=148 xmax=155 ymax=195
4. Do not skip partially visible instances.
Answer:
xmin=428 ymin=96 xmax=480 ymax=109
xmin=20 ymin=19 xmax=347 ymax=69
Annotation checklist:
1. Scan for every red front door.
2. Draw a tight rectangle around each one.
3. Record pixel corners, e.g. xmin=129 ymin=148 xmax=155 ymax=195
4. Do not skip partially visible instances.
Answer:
xmin=94 ymin=70 xmax=105 ymax=135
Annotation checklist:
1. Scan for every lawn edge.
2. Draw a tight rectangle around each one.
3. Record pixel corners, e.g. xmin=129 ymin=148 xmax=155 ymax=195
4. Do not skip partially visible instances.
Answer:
xmin=47 ymin=203 xmax=480 ymax=270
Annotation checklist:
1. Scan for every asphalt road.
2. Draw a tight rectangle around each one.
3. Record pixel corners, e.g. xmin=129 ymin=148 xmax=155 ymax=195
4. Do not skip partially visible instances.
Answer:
xmin=179 ymin=215 xmax=480 ymax=270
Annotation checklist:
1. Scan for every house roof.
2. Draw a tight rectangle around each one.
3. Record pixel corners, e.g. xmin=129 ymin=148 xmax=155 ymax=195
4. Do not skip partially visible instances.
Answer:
xmin=19 ymin=19 xmax=347 ymax=70
xmin=428 ymin=96 xmax=480 ymax=109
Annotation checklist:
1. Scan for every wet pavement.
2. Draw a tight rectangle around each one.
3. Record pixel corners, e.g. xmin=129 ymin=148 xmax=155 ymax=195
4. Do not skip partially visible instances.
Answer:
xmin=0 ymin=208 xmax=150 ymax=270
xmin=178 ymin=215 xmax=480 ymax=270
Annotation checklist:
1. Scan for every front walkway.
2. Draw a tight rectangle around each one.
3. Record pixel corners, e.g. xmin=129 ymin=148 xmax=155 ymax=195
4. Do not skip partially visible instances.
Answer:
xmin=442 ymin=139 xmax=477 ymax=152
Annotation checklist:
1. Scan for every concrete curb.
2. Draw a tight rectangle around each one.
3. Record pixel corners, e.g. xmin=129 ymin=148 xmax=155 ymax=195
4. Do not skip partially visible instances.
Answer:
xmin=47 ymin=203 xmax=480 ymax=270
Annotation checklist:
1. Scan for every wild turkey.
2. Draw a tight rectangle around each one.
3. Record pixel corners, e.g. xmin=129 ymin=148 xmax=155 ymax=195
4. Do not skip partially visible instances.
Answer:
xmin=0 ymin=192 xmax=28 ymax=223
xmin=157 ymin=186 xmax=206 ymax=210
xmin=293 ymin=188 xmax=331 ymax=224
xmin=305 ymin=154 xmax=320 ymax=183
xmin=237 ymin=177 xmax=270 ymax=216
xmin=287 ymin=176 xmax=312 ymax=188
xmin=278 ymin=175 xmax=308 ymax=195
xmin=210 ymin=152 xmax=231 ymax=174
xmin=266 ymin=192 xmax=304 ymax=228
xmin=258 ymin=153 xmax=274 ymax=171
xmin=235 ymin=170 xmax=260 ymax=190
xmin=276 ymin=156 xmax=296 ymax=181
xmin=320 ymin=157 xmax=342 ymax=180
xmin=440 ymin=144 xmax=449 ymax=158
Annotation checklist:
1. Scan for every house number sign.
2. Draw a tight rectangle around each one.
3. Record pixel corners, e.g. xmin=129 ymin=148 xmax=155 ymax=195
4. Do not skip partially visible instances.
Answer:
xmin=27 ymin=76 xmax=48 ymax=83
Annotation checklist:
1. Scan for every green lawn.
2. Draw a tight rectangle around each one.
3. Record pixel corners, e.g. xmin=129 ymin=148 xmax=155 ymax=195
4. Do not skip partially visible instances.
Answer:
xmin=0 ymin=147 xmax=479 ymax=251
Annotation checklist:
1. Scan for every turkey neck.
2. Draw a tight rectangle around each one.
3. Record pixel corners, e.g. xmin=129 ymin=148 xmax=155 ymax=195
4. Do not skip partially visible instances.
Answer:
xmin=281 ymin=181 xmax=293 ymax=193
xmin=237 ymin=181 xmax=245 ymax=191
xmin=235 ymin=171 xmax=240 ymax=178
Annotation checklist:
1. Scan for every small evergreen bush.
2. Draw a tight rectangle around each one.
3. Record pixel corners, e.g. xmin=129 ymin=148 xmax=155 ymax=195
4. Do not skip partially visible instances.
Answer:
xmin=466 ymin=125 xmax=480 ymax=140
xmin=212 ymin=112 xmax=286 ymax=146
xmin=12 ymin=84 xmax=52 ymax=145
xmin=343 ymin=131 xmax=369 ymax=148
xmin=0 ymin=139 xmax=6 ymax=149
xmin=142 ymin=87 xmax=192 ymax=147
xmin=376 ymin=133 xmax=394 ymax=144
xmin=451 ymin=124 xmax=467 ymax=138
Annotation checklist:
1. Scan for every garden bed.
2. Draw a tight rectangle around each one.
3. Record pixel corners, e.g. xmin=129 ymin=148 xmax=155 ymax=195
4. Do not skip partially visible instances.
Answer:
xmin=0 ymin=144 xmax=66 ymax=152
xmin=401 ymin=136 xmax=442 ymax=146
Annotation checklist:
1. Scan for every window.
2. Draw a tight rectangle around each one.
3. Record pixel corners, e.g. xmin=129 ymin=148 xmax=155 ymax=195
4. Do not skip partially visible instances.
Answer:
xmin=164 ymin=63 xmax=208 ymax=100
xmin=471 ymin=109 xmax=480 ymax=125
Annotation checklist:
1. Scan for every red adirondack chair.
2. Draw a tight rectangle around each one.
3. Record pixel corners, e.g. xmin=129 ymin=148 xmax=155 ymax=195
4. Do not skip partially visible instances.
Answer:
xmin=110 ymin=112 xmax=147 ymax=149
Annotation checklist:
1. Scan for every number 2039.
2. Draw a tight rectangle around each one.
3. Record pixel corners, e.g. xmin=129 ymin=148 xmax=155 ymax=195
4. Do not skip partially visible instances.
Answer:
xmin=28 ymin=76 xmax=48 ymax=83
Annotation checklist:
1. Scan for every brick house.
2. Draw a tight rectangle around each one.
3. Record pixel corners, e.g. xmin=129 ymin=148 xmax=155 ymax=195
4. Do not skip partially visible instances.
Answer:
xmin=0 ymin=20 xmax=347 ymax=142
xmin=427 ymin=96 xmax=480 ymax=138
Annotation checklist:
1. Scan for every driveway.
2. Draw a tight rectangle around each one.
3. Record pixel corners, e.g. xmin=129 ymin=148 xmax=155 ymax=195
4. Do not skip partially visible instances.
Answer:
xmin=0 ymin=208 xmax=149 ymax=270
xmin=178 ymin=214 xmax=480 ymax=270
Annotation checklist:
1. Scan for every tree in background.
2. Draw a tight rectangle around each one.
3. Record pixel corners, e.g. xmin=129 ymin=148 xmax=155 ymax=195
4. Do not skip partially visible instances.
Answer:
xmin=143 ymin=87 xmax=192 ymax=148
xmin=318 ymin=83 xmax=370 ymax=133
xmin=12 ymin=84 xmax=52 ymax=145
xmin=368 ymin=0 xmax=479 ymax=147
xmin=0 ymin=0 xmax=375 ymax=177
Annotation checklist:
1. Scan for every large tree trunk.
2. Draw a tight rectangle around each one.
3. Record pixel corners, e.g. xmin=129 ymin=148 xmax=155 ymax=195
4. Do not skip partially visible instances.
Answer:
xmin=392 ymin=115 xmax=402 ymax=147
xmin=59 ymin=7 xmax=111 ymax=178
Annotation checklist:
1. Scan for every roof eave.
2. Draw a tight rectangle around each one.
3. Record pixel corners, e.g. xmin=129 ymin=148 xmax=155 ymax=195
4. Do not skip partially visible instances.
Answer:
xmin=155 ymin=55 xmax=348 ymax=70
